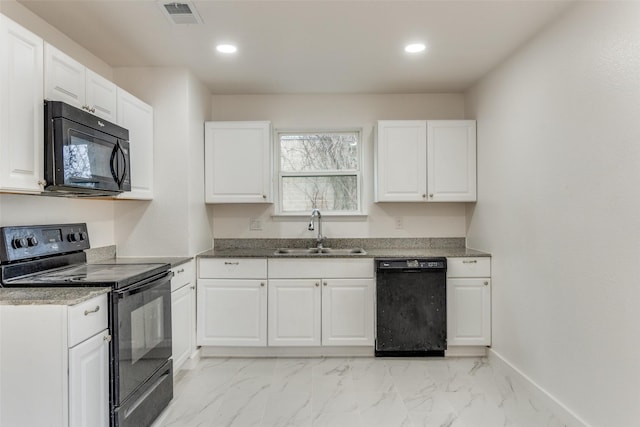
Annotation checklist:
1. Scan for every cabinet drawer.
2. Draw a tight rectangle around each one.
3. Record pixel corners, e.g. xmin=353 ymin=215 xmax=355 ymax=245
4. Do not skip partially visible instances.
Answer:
xmin=68 ymin=293 xmax=108 ymax=347
xmin=447 ymin=257 xmax=491 ymax=278
xmin=268 ymin=258 xmax=374 ymax=279
xmin=199 ymin=258 xmax=267 ymax=279
xmin=171 ymin=260 xmax=194 ymax=292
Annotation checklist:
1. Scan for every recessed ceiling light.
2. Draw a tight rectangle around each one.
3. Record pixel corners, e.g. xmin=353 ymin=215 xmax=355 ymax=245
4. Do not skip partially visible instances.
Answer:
xmin=404 ymin=43 xmax=426 ymax=53
xmin=216 ymin=44 xmax=237 ymax=53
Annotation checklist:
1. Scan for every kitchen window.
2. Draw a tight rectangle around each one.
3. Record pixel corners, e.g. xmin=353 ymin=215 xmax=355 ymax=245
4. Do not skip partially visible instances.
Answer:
xmin=276 ymin=129 xmax=362 ymax=215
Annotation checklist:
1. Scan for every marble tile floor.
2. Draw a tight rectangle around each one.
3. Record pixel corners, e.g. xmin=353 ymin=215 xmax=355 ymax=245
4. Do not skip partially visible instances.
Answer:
xmin=155 ymin=357 xmax=567 ymax=427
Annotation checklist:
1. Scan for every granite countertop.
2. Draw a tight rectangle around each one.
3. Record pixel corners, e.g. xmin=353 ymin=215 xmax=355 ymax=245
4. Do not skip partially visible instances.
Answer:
xmin=199 ymin=247 xmax=489 ymax=258
xmin=0 ymin=287 xmax=110 ymax=306
xmin=199 ymin=238 xmax=490 ymax=259
xmin=91 ymin=256 xmax=192 ymax=268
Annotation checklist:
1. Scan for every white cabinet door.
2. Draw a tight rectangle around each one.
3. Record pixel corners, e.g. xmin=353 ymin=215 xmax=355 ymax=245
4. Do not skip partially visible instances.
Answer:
xmin=44 ymin=44 xmax=117 ymax=121
xmin=0 ymin=15 xmax=44 ymax=193
xmin=322 ymin=279 xmax=374 ymax=346
xmin=86 ymin=69 xmax=117 ymax=122
xmin=116 ymin=88 xmax=154 ymax=199
xmin=447 ymin=278 xmax=491 ymax=346
xmin=375 ymin=120 xmax=477 ymax=202
xmin=375 ymin=120 xmax=427 ymax=202
xmin=204 ymin=121 xmax=272 ymax=203
xmin=427 ymin=120 xmax=476 ymax=202
xmin=68 ymin=329 xmax=110 ymax=427
xmin=171 ymin=283 xmax=194 ymax=371
xmin=44 ymin=43 xmax=85 ymax=108
xmin=268 ymin=279 xmax=321 ymax=346
xmin=198 ymin=279 xmax=267 ymax=346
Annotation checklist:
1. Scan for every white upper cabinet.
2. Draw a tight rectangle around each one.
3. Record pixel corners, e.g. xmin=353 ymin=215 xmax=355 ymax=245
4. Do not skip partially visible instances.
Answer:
xmin=375 ymin=120 xmax=427 ymax=202
xmin=85 ymin=69 xmax=117 ymax=122
xmin=116 ymin=88 xmax=154 ymax=200
xmin=0 ymin=15 xmax=45 ymax=193
xmin=204 ymin=121 xmax=272 ymax=203
xmin=427 ymin=120 xmax=477 ymax=201
xmin=44 ymin=43 xmax=116 ymax=121
xmin=375 ymin=120 xmax=477 ymax=202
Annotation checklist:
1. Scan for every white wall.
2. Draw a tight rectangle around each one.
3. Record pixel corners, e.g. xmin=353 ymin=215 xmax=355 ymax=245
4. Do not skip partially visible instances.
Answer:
xmin=0 ymin=1 xmax=116 ymax=248
xmin=113 ymin=68 xmax=212 ymax=256
xmin=210 ymin=94 xmax=468 ymax=238
xmin=0 ymin=194 xmax=115 ymax=247
xmin=187 ymin=73 xmax=214 ymax=254
xmin=0 ymin=0 xmax=112 ymax=79
xmin=465 ymin=2 xmax=640 ymax=426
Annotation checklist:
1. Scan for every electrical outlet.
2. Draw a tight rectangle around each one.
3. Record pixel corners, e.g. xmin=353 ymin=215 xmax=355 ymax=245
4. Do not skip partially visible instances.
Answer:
xmin=394 ymin=216 xmax=404 ymax=229
xmin=249 ymin=218 xmax=262 ymax=231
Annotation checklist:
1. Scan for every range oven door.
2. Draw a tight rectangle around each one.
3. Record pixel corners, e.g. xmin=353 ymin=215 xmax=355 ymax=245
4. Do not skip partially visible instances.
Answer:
xmin=110 ymin=271 xmax=173 ymax=424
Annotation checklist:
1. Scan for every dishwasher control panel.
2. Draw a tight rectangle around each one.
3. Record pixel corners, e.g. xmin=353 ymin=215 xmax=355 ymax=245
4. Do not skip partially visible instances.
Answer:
xmin=377 ymin=258 xmax=446 ymax=270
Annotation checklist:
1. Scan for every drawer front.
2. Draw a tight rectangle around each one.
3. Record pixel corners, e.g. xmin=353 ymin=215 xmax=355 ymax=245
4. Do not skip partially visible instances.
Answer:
xmin=199 ymin=258 xmax=267 ymax=279
xmin=68 ymin=293 xmax=109 ymax=347
xmin=268 ymin=258 xmax=374 ymax=279
xmin=171 ymin=260 xmax=194 ymax=292
xmin=447 ymin=257 xmax=491 ymax=278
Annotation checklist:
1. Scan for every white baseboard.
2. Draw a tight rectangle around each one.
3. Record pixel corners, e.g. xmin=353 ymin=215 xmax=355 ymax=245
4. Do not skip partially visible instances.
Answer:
xmin=445 ymin=346 xmax=487 ymax=357
xmin=488 ymin=349 xmax=592 ymax=427
xmin=200 ymin=346 xmax=375 ymax=358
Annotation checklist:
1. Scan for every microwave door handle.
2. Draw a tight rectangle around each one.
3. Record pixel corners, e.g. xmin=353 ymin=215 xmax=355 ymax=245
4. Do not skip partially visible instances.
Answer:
xmin=117 ymin=143 xmax=128 ymax=188
xmin=110 ymin=144 xmax=119 ymax=183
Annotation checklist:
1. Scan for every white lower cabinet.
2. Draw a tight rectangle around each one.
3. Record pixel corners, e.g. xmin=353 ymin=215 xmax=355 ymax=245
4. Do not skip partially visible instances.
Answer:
xmin=268 ymin=279 xmax=321 ymax=346
xmin=197 ymin=258 xmax=268 ymax=346
xmin=199 ymin=279 xmax=267 ymax=346
xmin=197 ymin=257 xmax=374 ymax=349
xmin=171 ymin=260 xmax=196 ymax=373
xmin=267 ymin=258 xmax=375 ymax=347
xmin=0 ymin=293 xmax=110 ymax=427
xmin=446 ymin=257 xmax=492 ymax=346
xmin=321 ymin=278 xmax=374 ymax=346
xmin=68 ymin=330 xmax=110 ymax=427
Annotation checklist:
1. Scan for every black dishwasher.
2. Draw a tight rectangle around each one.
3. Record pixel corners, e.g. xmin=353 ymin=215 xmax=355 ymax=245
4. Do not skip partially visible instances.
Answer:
xmin=375 ymin=258 xmax=447 ymax=357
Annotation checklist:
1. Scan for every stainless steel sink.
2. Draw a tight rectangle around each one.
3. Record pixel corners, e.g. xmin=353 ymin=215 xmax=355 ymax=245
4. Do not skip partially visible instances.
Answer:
xmin=273 ymin=247 xmax=367 ymax=256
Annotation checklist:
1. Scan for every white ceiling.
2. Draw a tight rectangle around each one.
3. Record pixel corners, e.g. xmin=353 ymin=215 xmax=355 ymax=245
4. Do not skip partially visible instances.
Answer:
xmin=17 ymin=0 xmax=573 ymax=94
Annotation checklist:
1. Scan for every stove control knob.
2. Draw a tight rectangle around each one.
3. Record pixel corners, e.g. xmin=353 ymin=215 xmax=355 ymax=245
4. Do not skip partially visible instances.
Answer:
xmin=79 ymin=232 xmax=87 ymax=241
xmin=68 ymin=232 xmax=81 ymax=242
xmin=27 ymin=236 xmax=39 ymax=247
xmin=12 ymin=237 xmax=28 ymax=249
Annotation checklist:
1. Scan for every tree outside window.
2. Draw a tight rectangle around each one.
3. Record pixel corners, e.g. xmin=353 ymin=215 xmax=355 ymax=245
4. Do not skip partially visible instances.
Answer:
xmin=277 ymin=130 xmax=362 ymax=214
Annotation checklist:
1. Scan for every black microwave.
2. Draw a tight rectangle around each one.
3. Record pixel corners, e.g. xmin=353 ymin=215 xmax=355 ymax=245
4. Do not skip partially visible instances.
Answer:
xmin=44 ymin=100 xmax=131 ymax=196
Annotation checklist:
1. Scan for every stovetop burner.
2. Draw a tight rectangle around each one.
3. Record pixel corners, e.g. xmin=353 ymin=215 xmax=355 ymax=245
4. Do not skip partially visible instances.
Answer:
xmin=0 ymin=223 xmax=170 ymax=289
xmin=3 ymin=262 xmax=170 ymax=289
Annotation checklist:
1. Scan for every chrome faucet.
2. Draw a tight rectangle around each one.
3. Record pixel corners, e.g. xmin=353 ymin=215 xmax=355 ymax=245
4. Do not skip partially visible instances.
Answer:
xmin=308 ymin=208 xmax=324 ymax=248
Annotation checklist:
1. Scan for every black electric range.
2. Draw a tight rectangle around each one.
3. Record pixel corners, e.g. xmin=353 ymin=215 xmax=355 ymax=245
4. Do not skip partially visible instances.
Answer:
xmin=0 ymin=223 xmax=174 ymax=427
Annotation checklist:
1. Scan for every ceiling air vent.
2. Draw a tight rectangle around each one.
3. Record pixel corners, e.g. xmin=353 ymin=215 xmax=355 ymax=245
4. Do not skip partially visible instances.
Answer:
xmin=159 ymin=1 xmax=203 ymax=25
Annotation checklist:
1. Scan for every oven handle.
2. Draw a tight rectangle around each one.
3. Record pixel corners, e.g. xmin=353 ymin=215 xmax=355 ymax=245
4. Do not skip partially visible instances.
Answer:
xmin=114 ymin=271 xmax=173 ymax=298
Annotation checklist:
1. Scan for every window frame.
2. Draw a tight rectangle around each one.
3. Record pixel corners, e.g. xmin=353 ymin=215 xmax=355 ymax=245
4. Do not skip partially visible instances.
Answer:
xmin=274 ymin=127 xmax=365 ymax=217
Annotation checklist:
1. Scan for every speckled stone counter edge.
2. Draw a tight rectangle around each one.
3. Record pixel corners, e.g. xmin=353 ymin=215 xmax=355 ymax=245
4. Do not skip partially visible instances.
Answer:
xmin=0 ymin=287 xmax=110 ymax=305
xmin=202 ymin=238 xmax=490 ymax=258
xmin=214 ymin=238 xmax=466 ymax=250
